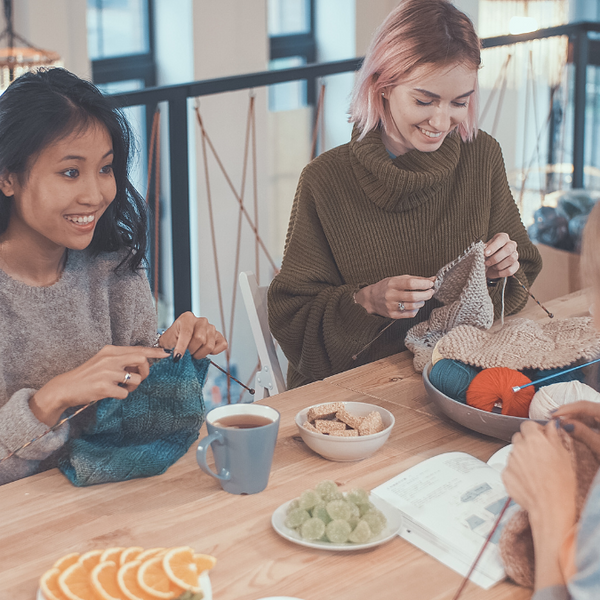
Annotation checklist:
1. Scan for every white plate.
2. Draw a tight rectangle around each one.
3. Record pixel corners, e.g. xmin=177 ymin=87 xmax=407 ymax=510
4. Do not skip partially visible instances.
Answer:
xmin=38 ymin=570 xmax=212 ymax=600
xmin=271 ymin=494 xmax=402 ymax=551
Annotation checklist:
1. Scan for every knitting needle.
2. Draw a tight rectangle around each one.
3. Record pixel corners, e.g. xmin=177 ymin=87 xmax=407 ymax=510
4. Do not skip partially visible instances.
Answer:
xmin=511 ymin=356 xmax=600 ymax=392
xmin=352 ymin=321 xmax=396 ymax=361
xmin=209 ymin=360 xmax=255 ymax=395
xmin=511 ymin=274 xmax=554 ymax=318
xmin=451 ymin=496 xmax=512 ymax=600
xmin=0 ymin=359 xmax=254 ymax=465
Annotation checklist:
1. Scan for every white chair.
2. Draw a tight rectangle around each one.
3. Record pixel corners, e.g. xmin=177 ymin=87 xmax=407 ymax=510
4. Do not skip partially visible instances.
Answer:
xmin=239 ymin=271 xmax=286 ymax=400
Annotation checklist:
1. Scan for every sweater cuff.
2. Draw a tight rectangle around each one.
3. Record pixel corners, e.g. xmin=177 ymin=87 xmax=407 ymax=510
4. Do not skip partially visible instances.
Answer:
xmin=0 ymin=389 xmax=69 ymax=460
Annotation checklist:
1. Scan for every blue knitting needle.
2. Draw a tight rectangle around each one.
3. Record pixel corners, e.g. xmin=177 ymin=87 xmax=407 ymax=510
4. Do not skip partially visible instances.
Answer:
xmin=511 ymin=357 xmax=600 ymax=392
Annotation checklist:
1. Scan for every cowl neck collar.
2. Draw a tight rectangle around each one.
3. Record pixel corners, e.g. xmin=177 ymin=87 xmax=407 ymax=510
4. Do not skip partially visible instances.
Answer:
xmin=349 ymin=125 xmax=462 ymax=212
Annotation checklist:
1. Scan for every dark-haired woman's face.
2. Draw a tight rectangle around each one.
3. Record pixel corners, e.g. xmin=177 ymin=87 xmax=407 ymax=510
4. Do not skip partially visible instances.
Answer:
xmin=0 ymin=124 xmax=116 ymax=252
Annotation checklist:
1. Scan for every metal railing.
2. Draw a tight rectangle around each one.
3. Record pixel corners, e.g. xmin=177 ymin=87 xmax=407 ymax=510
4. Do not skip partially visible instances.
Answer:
xmin=108 ymin=21 xmax=600 ymax=316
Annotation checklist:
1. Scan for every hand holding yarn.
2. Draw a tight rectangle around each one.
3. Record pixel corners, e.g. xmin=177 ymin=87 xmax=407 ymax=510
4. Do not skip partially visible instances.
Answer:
xmin=553 ymin=401 xmax=600 ymax=463
xmin=353 ymin=274 xmax=435 ymax=319
xmin=484 ymin=232 xmax=519 ymax=279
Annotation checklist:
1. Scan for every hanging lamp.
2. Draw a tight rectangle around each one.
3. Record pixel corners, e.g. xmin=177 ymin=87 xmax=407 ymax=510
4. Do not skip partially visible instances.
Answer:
xmin=0 ymin=0 xmax=61 ymax=93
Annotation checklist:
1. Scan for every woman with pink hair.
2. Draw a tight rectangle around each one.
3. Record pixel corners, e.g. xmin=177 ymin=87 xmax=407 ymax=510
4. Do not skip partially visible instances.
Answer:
xmin=268 ymin=0 xmax=542 ymax=389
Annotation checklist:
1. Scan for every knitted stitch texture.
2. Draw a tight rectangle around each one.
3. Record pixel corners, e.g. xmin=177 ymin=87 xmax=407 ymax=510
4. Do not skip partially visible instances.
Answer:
xmin=405 ymin=241 xmax=494 ymax=372
xmin=59 ymin=352 xmax=209 ymax=486
xmin=268 ymin=126 xmax=542 ymax=388
xmin=437 ymin=316 xmax=600 ymax=370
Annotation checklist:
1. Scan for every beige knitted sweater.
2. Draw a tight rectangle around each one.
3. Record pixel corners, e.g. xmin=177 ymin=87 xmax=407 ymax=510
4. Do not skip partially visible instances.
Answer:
xmin=268 ymin=127 xmax=543 ymax=388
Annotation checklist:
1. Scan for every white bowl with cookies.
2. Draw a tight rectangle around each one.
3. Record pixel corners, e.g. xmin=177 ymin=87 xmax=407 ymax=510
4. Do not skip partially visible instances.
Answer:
xmin=295 ymin=401 xmax=394 ymax=462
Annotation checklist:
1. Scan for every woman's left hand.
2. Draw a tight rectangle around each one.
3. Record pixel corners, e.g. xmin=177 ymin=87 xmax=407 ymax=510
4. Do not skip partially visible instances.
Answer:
xmin=484 ymin=232 xmax=520 ymax=279
xmin=159 ymin=312 xmax=228 ymax=361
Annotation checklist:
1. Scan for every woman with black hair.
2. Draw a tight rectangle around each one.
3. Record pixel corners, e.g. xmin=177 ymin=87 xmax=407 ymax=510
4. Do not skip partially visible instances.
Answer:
xmin=0 ymin=68 xmax=226 ymax=485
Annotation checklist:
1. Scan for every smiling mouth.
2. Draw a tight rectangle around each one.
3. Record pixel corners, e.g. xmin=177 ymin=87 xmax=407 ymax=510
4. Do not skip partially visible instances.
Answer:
xmin=64 ymin=214 xmax=95 ymax=224
xmin=418 ymin=127 xmax=443 ymax=139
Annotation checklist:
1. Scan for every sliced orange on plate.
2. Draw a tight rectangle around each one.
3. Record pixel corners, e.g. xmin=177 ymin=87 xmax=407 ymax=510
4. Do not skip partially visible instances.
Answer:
xmin=40 ymin=567 xmax=69 ymax=600
xmin=52 ymin=553 xmax=80 ymax=572
xmin=58 ymin=561 xmax=96 ymax=600
xmin=92 ymin=560 xmax=126 ymax=600
xmin=100 ymin=547 xmax=126 ymax=565
xmin=118 ymin=560 xmax=160 ymax=600
xmin=138 ymin=556 xmax=184 ymax=599
xmin=120 ymin=546 xmax=144 ymax=566
xmin=78 ymin=549 xmax=104 ymax=572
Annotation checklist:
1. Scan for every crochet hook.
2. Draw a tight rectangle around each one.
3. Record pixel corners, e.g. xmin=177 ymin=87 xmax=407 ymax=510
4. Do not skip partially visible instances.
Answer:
xmin=511 ymin=357 xmax=600 ymax=392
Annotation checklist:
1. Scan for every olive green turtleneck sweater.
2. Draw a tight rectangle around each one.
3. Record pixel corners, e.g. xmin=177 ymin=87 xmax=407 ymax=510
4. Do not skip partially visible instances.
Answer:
xmin=268 ymin=128 xmax=542 ymax=389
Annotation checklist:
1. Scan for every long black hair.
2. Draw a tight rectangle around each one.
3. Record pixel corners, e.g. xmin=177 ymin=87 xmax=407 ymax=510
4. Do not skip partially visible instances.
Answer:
xmin=0 ymin=68 xmax=147 ymax=271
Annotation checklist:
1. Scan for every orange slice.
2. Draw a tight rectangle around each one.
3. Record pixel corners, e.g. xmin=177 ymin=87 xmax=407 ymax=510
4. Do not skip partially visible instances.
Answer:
xmin=53 ymin=553 xmax=80 ymax=572
xmin=78 ymin=549 xmax=104 ymax=572
xmin=100 ymin=547 xmax=126 ymax=565
xmin=92 ymin=560 xmax=125 ymax=600
xmin=193 ymin=554 xmax=216 ymax=574
xmin=58 ymin=561 xmax=96 ymax=600
xmin=40 ymin=567 xmax=69 ymax=600
xmin=117 ymin=561 xmax=160 ymax=600
xmin=138 ymin=556 xmax=184 ymax=599
xmin=120 ymin=546 xmax=144 ymax=566
xmin=136 ymin=548 xmax=166 ymax=562
xmin=162 ymin=547 xmax=202 ymax=593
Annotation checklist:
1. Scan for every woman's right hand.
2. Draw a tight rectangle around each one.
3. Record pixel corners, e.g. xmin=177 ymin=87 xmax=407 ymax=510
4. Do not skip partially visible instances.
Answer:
xmin=353 ymin=274 xmax=436 ymax=319
xmin=29 ymin=345 xmax=170 ymax=426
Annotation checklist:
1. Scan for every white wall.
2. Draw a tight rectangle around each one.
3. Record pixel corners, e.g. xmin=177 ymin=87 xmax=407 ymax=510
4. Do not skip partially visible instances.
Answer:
xmin=11 ymin=0 xmax=90 ymax=79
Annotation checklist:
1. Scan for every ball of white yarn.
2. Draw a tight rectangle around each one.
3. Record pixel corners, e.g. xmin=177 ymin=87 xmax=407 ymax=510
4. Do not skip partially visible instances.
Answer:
xmin=529 ymin=381 xmax=600 ymax=420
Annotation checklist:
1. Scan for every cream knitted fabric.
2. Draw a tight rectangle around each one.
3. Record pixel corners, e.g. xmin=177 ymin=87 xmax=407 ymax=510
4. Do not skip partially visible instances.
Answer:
xmin=405 ymin=241 xmax=494 ymax=372
xmin=437 ymin=316 xmax=600 ymax=370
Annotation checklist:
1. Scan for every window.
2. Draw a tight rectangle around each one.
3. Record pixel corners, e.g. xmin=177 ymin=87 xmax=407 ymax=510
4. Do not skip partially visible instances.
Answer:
xmin=268 ymin=0 xmax=316 ymax=111
xmin=87 ymin=0 xmax=156 ymax=89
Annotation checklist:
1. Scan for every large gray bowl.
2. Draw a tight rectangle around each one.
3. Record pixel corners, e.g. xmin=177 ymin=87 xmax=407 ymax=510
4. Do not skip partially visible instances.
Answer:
xmin=422 ymin=362 xmax=530 ymax=442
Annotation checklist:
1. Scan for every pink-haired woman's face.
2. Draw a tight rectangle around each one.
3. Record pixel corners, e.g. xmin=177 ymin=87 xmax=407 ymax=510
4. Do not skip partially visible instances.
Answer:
xmin=381 ymin=62 xmax=477 ymax=156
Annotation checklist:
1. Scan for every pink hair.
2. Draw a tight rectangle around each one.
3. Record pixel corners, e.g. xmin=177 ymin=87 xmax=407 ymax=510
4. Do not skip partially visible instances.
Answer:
xmin=349 ymin=0 xmax=481 ymax=142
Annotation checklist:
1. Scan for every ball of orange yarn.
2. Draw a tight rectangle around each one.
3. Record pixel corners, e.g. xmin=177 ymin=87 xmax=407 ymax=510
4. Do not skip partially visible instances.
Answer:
xmin=466 ymin=367 xmax=534 ymax=418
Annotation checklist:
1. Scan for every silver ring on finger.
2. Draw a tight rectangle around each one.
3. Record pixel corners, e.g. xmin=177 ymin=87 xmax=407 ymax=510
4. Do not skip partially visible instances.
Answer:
xmin=122 ymin=371 xmax=131 ymax=385
xmin=398 ymin=301 xmax=405 ymax=312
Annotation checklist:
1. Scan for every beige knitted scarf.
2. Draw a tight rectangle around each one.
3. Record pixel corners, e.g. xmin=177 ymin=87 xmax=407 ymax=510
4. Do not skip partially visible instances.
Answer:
xmin=405 ymin=241 xmax=494 ymax=372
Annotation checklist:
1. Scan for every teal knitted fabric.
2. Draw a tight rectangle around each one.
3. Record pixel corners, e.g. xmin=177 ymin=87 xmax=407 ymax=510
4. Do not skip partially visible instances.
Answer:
xmin=59 ymin=352 xmax=209 ymax=486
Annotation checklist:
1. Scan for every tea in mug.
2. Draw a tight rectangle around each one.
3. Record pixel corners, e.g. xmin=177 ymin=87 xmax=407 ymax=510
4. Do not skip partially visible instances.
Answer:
xmin=212 ymin=414 xmax=274 ymax=429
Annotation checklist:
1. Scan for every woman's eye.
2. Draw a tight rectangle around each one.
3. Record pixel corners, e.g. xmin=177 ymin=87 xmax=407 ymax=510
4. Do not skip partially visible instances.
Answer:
xmin=416 ymin=99 xmax=432 ymax=106
xmin=453 ymin=101 xmax=468 ymax=108
xmin=101 ymin=164 xmax=114 ymax=175
xmin=63 ymin=168 xmax=79 ymax=178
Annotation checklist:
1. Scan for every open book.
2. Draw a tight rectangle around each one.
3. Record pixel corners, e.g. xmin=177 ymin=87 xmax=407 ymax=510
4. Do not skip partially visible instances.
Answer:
xmin=371 ymin=447 xmax=514 ymax=590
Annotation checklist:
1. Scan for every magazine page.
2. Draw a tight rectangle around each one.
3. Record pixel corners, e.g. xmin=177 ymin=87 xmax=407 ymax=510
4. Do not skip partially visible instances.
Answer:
xmin=372 ymin=452 xmax=516 ymax=590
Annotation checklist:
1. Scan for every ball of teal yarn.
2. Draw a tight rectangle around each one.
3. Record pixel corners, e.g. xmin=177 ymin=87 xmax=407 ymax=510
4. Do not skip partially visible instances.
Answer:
xmin=429 ymin=359 xmax=481 ymax=404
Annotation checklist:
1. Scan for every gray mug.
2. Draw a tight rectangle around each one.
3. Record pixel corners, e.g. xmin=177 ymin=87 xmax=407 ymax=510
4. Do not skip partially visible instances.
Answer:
xmin=196 ymin=403 xmax=280 ymax=494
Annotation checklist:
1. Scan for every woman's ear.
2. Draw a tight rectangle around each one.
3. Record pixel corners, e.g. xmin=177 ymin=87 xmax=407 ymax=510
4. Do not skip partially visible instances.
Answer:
xmin=0 ymin=172 xmax=16 ymax=197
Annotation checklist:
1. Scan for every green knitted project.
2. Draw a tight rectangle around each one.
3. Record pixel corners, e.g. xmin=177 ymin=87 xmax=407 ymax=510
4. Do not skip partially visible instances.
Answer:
xmin=59 ymin=352 xmax=209 ymax=486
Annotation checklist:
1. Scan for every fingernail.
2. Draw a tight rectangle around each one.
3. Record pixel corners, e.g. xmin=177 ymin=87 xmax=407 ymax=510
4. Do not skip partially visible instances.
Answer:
xmin=163 ymin=348 xmax=173 ymax=354
xmin=561 ymin=423 xmax=575 ymax=433
xmin=550 ymin=408 xmax=558 ymax=414
xmin=174 ymin=353 xmax=182 ymax=363
xmin=555 ymin=418 xmax=560 ymax=430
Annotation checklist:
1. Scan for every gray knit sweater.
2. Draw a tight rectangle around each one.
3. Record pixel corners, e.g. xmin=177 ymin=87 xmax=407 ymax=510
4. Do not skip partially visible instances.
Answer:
xmin=0 ymin=250 xmax=157 ymax=485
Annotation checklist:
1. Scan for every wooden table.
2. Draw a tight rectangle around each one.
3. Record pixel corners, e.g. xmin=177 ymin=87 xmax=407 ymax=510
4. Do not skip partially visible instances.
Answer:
xmin=0 ymin=291 xmax=590 ymax=600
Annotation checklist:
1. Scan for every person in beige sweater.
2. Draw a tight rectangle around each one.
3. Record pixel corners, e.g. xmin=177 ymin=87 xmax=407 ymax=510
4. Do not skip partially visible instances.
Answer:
xmin=268 ymin=0 xmax=542 ymax=389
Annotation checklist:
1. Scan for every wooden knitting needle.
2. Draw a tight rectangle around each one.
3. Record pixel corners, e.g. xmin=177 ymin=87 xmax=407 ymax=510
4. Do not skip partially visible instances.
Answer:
xmin=511 ymin=274 xmax=554 ymax=318
xmin=511 ymin=356 xmax=600 ymax=392
xmin=451 ymin=496 xmax=512 ymax=600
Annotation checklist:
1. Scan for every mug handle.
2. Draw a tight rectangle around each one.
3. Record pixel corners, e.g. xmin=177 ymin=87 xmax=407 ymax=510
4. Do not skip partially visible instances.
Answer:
xmin=196 ymin=431 xmax=231 ymax=481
